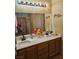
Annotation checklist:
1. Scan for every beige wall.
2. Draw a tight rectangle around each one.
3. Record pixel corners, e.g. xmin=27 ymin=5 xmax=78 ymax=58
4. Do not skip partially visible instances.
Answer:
xmin=52 ymin=0 xmax=63 ymax=35
xmin=15 ymin=0 xmax=51 ymax=13
xmin=45 ymin=13 xmax=52 ymax=31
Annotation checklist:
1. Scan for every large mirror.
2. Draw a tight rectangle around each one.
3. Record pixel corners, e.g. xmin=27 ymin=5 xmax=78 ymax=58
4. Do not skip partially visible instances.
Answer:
xmin=15 ymin=13 xmax=45 ymax=36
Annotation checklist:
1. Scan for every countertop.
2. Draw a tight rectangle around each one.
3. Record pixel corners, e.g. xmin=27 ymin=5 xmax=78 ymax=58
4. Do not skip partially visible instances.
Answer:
xmin=16 ymin=34 xmax=62 ymax=50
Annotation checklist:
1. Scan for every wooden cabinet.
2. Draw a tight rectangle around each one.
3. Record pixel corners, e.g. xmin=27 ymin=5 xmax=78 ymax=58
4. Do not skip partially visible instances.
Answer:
xmin=16 ymin=37 xmax=62 ymax=59
xmin=49 ymin=39 xmax=56 ymax=57
xmin=49 ymin=54 xmax=63 ymax=59
xmin=48 ymin=37 xmax=62 ymax=59
xmin=16 ymin=49 xmax=25 ymax=59
xmin=26 ymin=46 xmax=38 ymax=59
xmin=37 ymin=42 xmax=48 ymax=59
xmin=16 ymin=45 xmax=38 ymax=59
xmin=55 ymin=38 xmax=61 ymax=54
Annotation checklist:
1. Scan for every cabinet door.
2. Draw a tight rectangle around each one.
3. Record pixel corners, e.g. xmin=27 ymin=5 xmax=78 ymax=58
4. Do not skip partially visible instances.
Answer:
xmin=38 ymin=42 xmax=48 ymax=59
xmin=49 ymin=39 xmax=56 ymax=57
xmin=48 ymin=37 xmax=62 ymax=59
xmin=26 ymin=46 xmax=38 ymax=59
xmin=55 ymin=37 xmax=61 ymax=54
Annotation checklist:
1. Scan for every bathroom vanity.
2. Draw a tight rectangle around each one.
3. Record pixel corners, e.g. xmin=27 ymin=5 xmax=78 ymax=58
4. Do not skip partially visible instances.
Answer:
xmin=16 ymin=34 xmax=62 ymax=59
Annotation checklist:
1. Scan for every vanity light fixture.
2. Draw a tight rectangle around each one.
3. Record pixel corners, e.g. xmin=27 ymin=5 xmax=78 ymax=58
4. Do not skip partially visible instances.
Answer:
xmin=17 ymin=1 xmax=47 ymax=7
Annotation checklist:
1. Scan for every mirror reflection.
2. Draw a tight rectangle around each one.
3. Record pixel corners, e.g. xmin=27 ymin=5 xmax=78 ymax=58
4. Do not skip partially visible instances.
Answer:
xmin=15 ymin=13 xmax=45 ymax=37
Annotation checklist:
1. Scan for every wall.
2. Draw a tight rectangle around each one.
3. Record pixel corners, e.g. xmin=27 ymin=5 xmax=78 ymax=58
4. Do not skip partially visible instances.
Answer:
xmin=52 ymin=0 xmax=63 ymax=35
xmin=15 ymin=0 xmax=51 ymax=13
xmin=45 ymin=13 xmax=52 ymax=31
